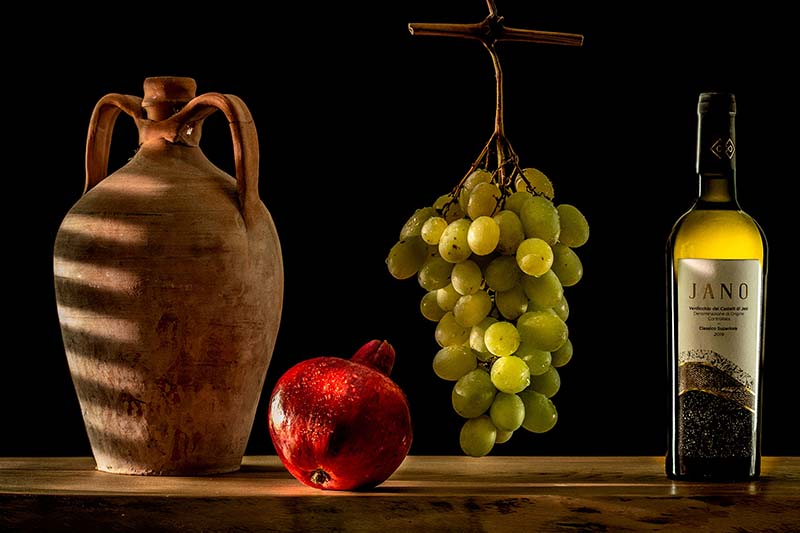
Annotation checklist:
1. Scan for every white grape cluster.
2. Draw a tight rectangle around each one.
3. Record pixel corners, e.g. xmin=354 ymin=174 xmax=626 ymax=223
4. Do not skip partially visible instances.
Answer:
xmin=386 ymin=167 xmax=589 ymax=457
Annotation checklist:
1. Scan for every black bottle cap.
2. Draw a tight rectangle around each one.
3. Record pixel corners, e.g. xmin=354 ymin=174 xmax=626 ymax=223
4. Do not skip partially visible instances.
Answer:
xmin=698 ymin=92 xmax=736 ymax=115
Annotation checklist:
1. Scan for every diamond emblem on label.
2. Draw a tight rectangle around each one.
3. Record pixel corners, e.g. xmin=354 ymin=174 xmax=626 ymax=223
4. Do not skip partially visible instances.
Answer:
xmin=710 ymin=137 xmax=735 ymax=160
xmin=725 ymin=138 xmax=736 ymax=159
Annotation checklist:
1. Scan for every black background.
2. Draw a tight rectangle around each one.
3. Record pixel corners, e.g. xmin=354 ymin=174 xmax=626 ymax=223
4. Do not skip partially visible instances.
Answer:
xmin=3 ymin=3 xmax=797 ymax=459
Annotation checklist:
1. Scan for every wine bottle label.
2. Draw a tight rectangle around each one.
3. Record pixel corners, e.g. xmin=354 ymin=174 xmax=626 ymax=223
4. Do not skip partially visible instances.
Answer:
xmin=676 ymin=258 xmax=762 ymax=411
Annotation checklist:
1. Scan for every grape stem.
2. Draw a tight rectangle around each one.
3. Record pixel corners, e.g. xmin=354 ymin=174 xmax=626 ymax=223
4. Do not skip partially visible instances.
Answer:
xmin=408 ymin=2 xmax=583 ymax=208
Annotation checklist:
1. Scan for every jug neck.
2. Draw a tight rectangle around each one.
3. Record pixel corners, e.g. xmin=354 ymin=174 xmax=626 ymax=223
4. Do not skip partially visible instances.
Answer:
xmin=138 ymin=77 xmax=205 ymax=147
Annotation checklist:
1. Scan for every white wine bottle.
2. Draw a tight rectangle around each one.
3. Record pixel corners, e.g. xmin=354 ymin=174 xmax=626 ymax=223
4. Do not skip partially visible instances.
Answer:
xmin=666 ymin=92 xmax=767 ymax=481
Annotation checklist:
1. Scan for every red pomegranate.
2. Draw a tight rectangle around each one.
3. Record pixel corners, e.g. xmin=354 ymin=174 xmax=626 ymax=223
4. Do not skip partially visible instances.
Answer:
xmin=268 ymin=340 xmax=413 ymax=490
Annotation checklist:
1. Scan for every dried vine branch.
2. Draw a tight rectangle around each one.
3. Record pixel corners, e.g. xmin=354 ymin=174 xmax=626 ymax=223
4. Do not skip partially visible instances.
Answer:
xmin=408 ymin=20 xmax=583 ymax=48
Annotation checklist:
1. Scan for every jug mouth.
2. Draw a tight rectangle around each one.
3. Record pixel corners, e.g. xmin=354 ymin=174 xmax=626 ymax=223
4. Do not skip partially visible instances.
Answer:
xmin=142 ymin=77 xmax=197 ymax=119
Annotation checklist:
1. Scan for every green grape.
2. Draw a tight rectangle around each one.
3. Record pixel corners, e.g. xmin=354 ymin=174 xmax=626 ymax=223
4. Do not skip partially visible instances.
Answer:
xmin=521 ymin=270 xmax=564 ymax=310
xmin=467 ymin=182 xmax=502 ymax=219
xmin=438 ymin=218 xmax=472 ymax=263
xmin=435 ymin=311 xmax=470 ymax=347
xmin=457 ymin=188 xmax=470 ymax=214
xmin=516 ymin=310 xmax=568 ymax=352
xmin=434 ymin=194 xmax=464 ymax=223
xmin=519 ymin=389 xmax=558 ymax=433
xmin=556 ymin=203 xmax=589 ymax=248
xmin=489 ymin=392 xmax=525 ymax=431
xmin=458 ymin=169 xmax=493 ymax=212
xmin=433 ymin=194 xmax=450 ymax=210
xmin=386 ymin=236 xmax=428 ymax=280
xmin=516 ymin=237 xmax=554 ymax=277
xmin=470 ymin=316 xmax=498 ymax=361
xmin=421 ymin=216 xmax=449 ymax=245
xmin=483 ymin=321 xmax=521 ymax=357
xmin=433 ymin=345 xmax=478 ymax=381
xmin=490 ymin=355 xmax=531 ymax=394
xmin=494 ymin=285 xmax=528 ymax=320
xmin=530 ymin=366 xmax=560 ymax=398
xmin=451 ymin=260 xmax=483 ymax=295
xmin=519 ymin=167 xmax=555 ymax=200
xmin=459 ymin=415 xmax=497 ymax=457
xmin=452 ymin=369 xmax=497 ymax=418
xmin=453 ymin=290 xmax=493 ymax=328
xmin=519 ymin=195 xmax=560 ymax=245
xmin=468 ymin=216 xmax=500 ymax=256
xmin=493 ymin=210 xmax=525 ymax=255
xmin=503 ymin=190 xmax=533 ymax=216
xmin=551 ymin=338 xmax=573 ymax=367
xmin=495 ymin=429 xmax=513 ymax=444
xmin=436 ymin=283 xmax=461 ymax=311
xmin=516 ymin=341 xmax=552 ymax=376
xmin=420 ymin=290 xmax=447 ymax=322
xmin=400 ymin=207 xmax=437 ymax=240
xmin=417 ymin=254 xmax=454 ymax=291
xmin=551 ymin=242 xmax=583 ymax=287
xmin=553 ymin=293 xmax=569 ymax=321
xmin=464 ymin=168 xmax=493 ymax=189
xmin=484 ymin=255 xmax=522 ymax=292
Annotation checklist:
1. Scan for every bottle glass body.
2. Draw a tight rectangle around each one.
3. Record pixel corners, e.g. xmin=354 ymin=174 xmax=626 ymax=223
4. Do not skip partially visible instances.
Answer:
xmin=665 ymin=93 xmax=767 ymax=481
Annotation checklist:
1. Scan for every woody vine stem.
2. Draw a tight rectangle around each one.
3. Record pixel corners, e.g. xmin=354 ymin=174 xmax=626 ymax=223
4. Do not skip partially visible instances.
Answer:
xmin=409 ymin=0 xmax=583 ymax=202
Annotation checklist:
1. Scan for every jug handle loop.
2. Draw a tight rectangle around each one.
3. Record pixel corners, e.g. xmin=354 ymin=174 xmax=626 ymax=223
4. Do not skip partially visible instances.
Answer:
xmin=176 ymin=93 xmax=260 ymax=214
xmin=84 ymin=94 xmax=144 ymax=194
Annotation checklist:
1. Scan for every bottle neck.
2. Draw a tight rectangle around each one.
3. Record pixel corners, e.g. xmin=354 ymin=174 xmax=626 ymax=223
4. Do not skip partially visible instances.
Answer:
xmin=695 ymin=99 xmax=739 ymax=208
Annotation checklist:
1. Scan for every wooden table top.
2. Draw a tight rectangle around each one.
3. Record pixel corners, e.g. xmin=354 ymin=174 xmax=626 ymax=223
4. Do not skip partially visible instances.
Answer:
xmin=2 ymin=455 xmax=798 ymax=531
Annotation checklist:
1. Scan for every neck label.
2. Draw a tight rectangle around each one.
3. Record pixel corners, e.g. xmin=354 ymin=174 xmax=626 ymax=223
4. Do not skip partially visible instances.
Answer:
xmin=710 ymin=137 xmax=736 ymax=160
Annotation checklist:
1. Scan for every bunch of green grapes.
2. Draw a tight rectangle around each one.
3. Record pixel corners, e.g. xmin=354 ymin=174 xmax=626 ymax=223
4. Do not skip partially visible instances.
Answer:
xmin=386 ymin=167 xmax=589 ymax=457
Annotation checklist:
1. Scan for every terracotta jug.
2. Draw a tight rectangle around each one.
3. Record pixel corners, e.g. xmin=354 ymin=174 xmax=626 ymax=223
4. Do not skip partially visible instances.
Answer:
xmin=53 ymin=77 xmax=284 ymax=475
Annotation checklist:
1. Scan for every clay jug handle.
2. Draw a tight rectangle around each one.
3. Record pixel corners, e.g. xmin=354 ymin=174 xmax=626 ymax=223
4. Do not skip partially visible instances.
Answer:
xmin=176 ymin=93 xmax=261 ymax=213
xmin=85 ymin=94 xmax=144 ymax=194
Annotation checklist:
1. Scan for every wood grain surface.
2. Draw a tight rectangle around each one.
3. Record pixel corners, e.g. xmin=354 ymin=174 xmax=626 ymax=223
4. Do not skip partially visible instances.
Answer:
xmin=2 ymin=456 xmax=798 ymax=531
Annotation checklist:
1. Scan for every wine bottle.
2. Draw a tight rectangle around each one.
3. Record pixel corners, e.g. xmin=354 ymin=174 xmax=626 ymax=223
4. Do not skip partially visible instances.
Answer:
xmin=666 ymin=92 xmax=767 ymax=481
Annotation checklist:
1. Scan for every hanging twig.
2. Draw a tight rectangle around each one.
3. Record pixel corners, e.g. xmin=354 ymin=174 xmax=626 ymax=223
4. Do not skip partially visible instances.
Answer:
xmin=409 ymin=2 xmax=583 ymax=203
